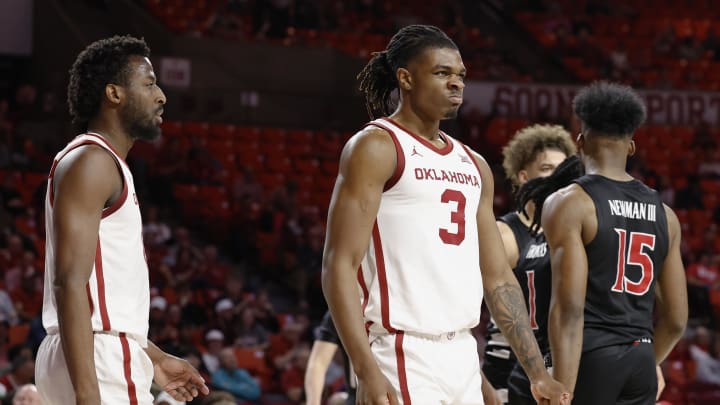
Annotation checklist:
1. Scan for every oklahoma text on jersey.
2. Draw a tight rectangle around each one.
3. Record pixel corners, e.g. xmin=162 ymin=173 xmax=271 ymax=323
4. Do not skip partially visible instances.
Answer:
xmin=413 ymin=167 xmax=481 ymax=188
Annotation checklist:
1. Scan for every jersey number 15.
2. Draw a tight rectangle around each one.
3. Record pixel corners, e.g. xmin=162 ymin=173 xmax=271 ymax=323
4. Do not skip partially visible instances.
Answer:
xmin=612 ymin=229 xmax=656 ymax=296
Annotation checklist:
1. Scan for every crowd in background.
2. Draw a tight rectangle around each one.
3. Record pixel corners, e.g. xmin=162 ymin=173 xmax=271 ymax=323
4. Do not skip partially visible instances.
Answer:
xmin=0 ymin=0 xmax=718 ymax=403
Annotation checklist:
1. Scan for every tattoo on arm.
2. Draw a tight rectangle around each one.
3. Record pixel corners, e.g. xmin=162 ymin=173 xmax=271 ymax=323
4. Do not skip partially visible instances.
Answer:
xmin=486 ymin=282 xmax=544 ymax=379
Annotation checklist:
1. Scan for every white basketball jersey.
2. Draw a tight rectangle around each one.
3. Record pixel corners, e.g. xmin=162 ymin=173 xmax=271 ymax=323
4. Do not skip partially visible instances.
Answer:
xmin=359 ymin=118 xmax=483 ymax=335
xmin=42 ymin=133 xmax=150 ymax=346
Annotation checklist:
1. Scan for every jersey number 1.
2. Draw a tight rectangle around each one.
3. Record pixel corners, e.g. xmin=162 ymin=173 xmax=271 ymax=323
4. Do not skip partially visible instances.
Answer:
xmin=526 ymin=270 xmax=538 ymax=329
xmin=612 ymin=229 xmax=656 ymax=295
xmin=439 ymin=189 xmax=466 ymax=245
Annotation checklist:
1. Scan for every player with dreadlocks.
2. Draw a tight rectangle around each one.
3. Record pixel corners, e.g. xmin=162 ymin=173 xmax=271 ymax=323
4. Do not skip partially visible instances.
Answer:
xmin=518 ymin=82 xmax=687 ymax=404
xmin=321 ymin=24 xmax=570 ymax=405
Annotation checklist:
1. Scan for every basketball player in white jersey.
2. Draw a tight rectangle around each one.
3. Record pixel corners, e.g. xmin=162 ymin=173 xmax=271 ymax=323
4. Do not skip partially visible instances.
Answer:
xmin=321 ymin=25 xmax=571 ymax=405
xmin=35 ymin=36 xmax=209 ymax=404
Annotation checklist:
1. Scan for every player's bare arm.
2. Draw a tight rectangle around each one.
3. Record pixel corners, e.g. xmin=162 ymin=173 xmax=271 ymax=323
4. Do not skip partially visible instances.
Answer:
xmin=144 ymin=340 xmax=209 ymax=401
xmin=542 ymin=184 xmax=595 ymax=394
xmin=305 ymin=340 xmax=339 ymax=405
xmin=469 ymin=151 xmax=569 ymax=404
xmin=321 ymin=126 xmax=399 ymax=405
xmin=497 ymin=220 xmax=520 ymax=269
xmin=653 ymin=204 xmax=688 ymax=365
xmin=52 ymin=145 xmax=123 ymax=404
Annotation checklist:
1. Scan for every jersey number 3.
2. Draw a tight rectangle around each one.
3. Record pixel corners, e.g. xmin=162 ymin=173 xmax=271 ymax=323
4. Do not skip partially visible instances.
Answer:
xmin=439 ymin=189 xmax=466 ymax=245
xmin=612 ymin=229 xmax=656 ymax=295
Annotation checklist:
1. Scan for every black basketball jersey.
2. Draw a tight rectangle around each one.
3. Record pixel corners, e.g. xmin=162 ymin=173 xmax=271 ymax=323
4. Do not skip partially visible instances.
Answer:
xmin=575 ymin=175 xmax=669 ymax=353
xmin=485 ymin=212 xmax=552 ymax=353
xmin=316 ymin=311 xmax=356 ymax=398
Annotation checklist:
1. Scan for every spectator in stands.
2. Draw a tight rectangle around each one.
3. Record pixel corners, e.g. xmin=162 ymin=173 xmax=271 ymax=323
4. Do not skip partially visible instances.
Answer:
xmin=213 ymin=298 xmax=236 ymax=344
xmin=0 ymin=289 xmax=18 ymax=327
xmin=0 ymin=234 xmax=25 ymax=273
xmin=689 ymin=326 xmax=720 ymax=386
xmin=686 ymin=253 xmax=719 ymax=326
xmin=10 ymin=383 xmax=41 ymax=405
xmin=280 ymin=344 xmax=310 ymax=403
xmin=197 ymin=244 xmax=231 ymax=290
xmin=202 ymin=329 xmax=225 ymax=374
xmin=143 ymin=205 xmax=172 ymax=247
xmin=0 ymin=355 xmax=35 ymax=395
xmin=149 ymin=295 xmax=169 ymax=340
xmin=9 ymin=269 xmax=42 ymax=322
xmin=235 ymin=306 xmax=270 ymax=349
xmin=211 ymin=347 xmax=261 ymax=402
xmin=267 ymin=320 xmax=306 ymax=374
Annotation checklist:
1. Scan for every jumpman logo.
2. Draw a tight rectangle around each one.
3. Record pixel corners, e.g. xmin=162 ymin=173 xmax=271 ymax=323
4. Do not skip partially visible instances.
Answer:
xmin=411 ymin=146 xmax=423 ymax=157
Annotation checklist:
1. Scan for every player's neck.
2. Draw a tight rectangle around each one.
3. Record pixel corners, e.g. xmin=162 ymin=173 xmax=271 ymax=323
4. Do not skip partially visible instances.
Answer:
xmin=583 ymin=152 xmax=632 ymax=181
xmin=389 ymin=109 xmax=442 ymax=143
xmin=86 ymin=116 xmax=134 ymax=159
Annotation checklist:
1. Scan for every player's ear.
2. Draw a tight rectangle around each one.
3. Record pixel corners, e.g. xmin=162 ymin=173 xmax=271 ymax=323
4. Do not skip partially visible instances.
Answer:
xmin=397 ymin=68 xmax=412 ymax=91
xmin=517 ymin=170 xmax=529 ymax=184
xmin=576 ymin=132 xmax=585 ymax=149
xmin=105 ymin=84 xmax=123 ymax=105
xmin=628 ymin=139 xmax=636 ymax=157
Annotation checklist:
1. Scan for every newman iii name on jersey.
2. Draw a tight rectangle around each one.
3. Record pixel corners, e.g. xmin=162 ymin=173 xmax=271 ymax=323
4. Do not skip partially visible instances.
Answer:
xmin=414 ymin=167 xmax=481 ymax=188
xmin=608 ymin=200 xmax=658 ymax=222
xmin=525 ymin=242 xmax=547 ymax=259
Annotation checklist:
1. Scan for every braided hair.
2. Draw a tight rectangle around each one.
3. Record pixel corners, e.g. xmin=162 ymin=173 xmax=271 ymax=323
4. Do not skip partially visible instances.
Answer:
xmin=357 ymin=25 xmax=458 ymax=119
xmin=516 ymin=155 xmax=585 ymax=235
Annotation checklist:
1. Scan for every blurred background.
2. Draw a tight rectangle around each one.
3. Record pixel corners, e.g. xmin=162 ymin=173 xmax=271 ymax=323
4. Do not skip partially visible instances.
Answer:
xmin=0 ymin=0 xmax=719 ymax=404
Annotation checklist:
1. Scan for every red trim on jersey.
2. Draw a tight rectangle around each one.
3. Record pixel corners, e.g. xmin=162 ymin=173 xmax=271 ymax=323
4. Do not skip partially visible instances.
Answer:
xmin=95 ymin=240 xmax=111 ymax=331
xmin=48 ymin=140 xmax=104 ymax=207
xmin=460 ymin=143 xmax=483 ymax=183
xmin=385 ymin=118 xmax=454 ymax=156
xmin=86 ymin=284 xmax=94 ymax=316
xmin=120 ymin=333 xmax=139 ymax=405
xmin=357 ymin=265 xmax=370 ymax=314
xmin=366 ymin=121 xmax=406 ymax=191
xmin=358 ymin=266 xmax=373 ymax=335
xmin=394 ymin=332 xmax=411 ymax=404
xmin=372 ymin=221 xmax=396 ymax=333
xmin=101 ymin=180 xmax=129 ymax=218
xmin=84 ymin=133 xmax=129 ymax=167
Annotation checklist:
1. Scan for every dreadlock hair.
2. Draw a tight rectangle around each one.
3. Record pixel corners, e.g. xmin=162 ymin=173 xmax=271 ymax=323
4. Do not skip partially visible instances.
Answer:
xmin=516 ymin=155 xmax=585 ymax=235
xmin=573 ymin=81 xmax=646 ymax=137
xmin=502 ymin=124 xmax=576 ymax=192
xmin=357 ymin=25 xmax=458 ymax=119
xmin=67 ymin=35 xmax=151 ymax=132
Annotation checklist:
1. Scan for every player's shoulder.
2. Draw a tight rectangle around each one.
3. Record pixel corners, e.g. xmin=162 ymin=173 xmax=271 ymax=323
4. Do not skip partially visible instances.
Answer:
xmin=55 ymin=142 xmax=118 ymax=176
xmin=345 ymin=124 xmax=395 ymax=152
xmin=544 ymin=183 xmax=593 ymax=217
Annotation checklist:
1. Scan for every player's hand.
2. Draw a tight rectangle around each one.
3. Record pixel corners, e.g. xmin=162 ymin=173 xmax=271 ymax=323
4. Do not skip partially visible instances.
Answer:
xmin=356 ymin=368 xmax=399 ymax=405
xmin=153 ymin=354 xmax=210 ymax=401
xmin=656 ymin=365 xmax=665 ymax=401
xmin=530 ymin=373 xmax=571 ymax=405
